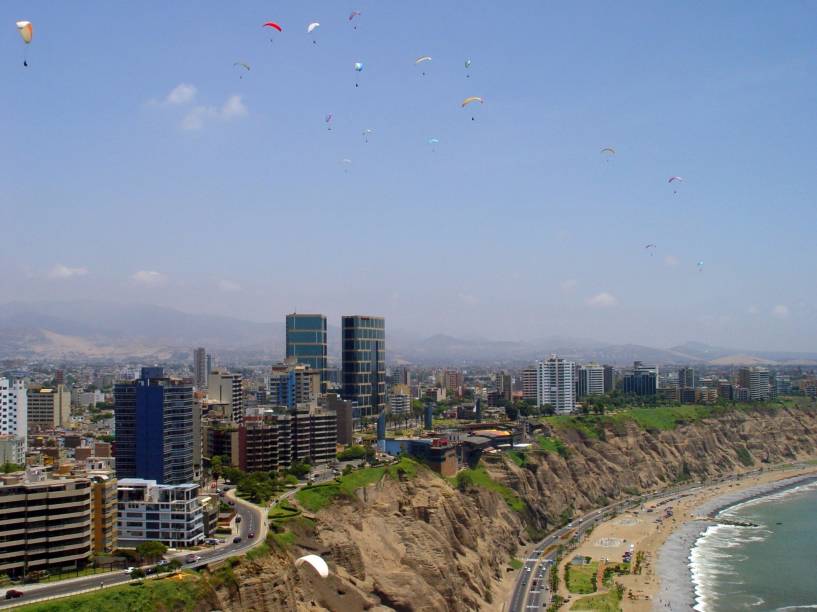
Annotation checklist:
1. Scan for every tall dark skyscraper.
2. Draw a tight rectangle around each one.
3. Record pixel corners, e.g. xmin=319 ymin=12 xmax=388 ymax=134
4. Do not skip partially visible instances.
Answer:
xmin=286 ymin=314 xmax=328 ymax=392
xmin=114 ymin=367 xmax=194 ymax=485
xmin=341 ymin=315 xmax=385 ymax=417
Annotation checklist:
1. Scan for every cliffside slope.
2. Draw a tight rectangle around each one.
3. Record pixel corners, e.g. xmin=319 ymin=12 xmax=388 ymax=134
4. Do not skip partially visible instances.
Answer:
xmin=213 ymin=405 xmax=817 ymax=611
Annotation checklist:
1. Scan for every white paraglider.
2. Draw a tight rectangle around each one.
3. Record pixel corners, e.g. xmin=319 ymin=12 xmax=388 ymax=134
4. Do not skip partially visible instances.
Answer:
xmin=295 ymin=555 xmax=329 ymax=578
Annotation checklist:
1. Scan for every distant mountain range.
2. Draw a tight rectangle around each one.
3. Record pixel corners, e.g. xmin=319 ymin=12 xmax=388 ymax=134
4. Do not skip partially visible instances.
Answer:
xmin=1 ymin=301 xmax=816 ymax=366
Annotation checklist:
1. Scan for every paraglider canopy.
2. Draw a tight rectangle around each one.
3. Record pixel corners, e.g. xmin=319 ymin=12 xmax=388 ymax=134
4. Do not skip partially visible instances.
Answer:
xmin=349 ymin=11 xmax=361 ymax=21
xmin=600 ymin=147 xmax=616 ymax=155
xmin=415 ymin=55 xmax=432 ymax=64
xmin=233 ymin=62 xmax=250 ymax=71
xmin=461 ymin=96 xmax=484 ymax=107
xmin=668 ymin=176 xmax=683 ymax=183
xmin=428 ymin=137 xmax=440 ymax=145
xmin=295 ymin=555 xmax=329 ymax=578
xmin=263 ymin=22 xmax=282 ymax=32
xmin=465 ymin=58 xmax=472 ymax=69
xmin=307 ymin=22 xmax=320 ymax=33
xmin=16 ymin=21 xmax=32 ymax=43
xmin=354 ymin=62 xmax=364 ymax=72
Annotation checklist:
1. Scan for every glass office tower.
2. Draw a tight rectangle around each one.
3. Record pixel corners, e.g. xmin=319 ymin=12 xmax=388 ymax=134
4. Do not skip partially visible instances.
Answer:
xmin=341 ymin=315 xmax=385 ymax=418
xmin=286 ymin=313 xmax=328 ymax=391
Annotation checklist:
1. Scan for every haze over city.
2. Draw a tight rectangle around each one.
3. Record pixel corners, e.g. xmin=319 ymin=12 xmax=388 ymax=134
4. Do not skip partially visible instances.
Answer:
xmin=3 ymin=1 xmax=817 ymax=350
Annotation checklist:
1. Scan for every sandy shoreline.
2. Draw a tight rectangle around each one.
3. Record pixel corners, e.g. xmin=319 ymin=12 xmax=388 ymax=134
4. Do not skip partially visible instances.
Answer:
xmin=653 ymin=471 xmax=817 ymax=612
xmin=551 ymin=465 xmax=817 ymax=612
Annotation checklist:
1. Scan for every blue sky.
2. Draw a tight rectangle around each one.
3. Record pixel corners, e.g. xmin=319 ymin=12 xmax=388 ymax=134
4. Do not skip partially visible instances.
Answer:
xmin=1 ymin=1 xmax=816 ymax=350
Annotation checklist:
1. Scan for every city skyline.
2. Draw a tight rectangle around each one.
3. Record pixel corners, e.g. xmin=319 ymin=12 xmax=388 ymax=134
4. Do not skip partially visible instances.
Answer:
xmin=2 ymin=2 xmax=817 ymax=350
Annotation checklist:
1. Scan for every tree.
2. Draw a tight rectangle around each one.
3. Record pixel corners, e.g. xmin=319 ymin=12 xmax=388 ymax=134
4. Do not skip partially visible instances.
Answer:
xmin=1 ymin=463 xmax=23 ymax=474
xmin=130 ymin=568 xmax=146 ymax=579
xmin=136 ymin=541 xmax=167 ymax=562
xmin=505 ymin=404 xmax=519 ymax=421
xmin=287 ymin=460 xmax=311 ymax=479
xmin=210 ymin=455 xmax=223 ymax=479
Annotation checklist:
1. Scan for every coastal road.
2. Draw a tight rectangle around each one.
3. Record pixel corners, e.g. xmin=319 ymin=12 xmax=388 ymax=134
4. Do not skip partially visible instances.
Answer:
xmin=508 ymin=467 xmax=794 ymax=611
xmin=507 ymin=484 xmax=711 ymax=612
xmin=0 ymin=491 xmax=265 ymax=610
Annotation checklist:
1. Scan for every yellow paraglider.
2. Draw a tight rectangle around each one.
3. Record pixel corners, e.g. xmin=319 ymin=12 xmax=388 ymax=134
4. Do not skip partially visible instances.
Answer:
xmin=461 ymin=96 xmax=484 ymax=121
xmin=16 ymin=20 xmax=32 ymax=66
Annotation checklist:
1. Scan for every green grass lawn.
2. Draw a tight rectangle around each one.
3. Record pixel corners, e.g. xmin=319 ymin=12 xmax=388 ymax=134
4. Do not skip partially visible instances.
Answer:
xmin=294 ymin=457 xmax=420 ymax=512
xmin=268 ymin=499 xmax=300 ymax=521
xmin=566 ymin=561 xmax=598 ymax=594
xmin=535 ymin=435 xmax=569 ymax=456
xmin=570 ymin=589 xmax=622 ymax=611
xmin=453 ymin=465 xmax=526 ymax=513
xmin=509 ymin=557 xmax=524 ymax=570
xmin=15 ymin=573 xmax=204 ymax=612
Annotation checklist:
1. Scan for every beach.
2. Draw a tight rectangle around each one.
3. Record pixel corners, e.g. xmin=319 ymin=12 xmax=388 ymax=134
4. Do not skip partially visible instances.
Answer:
xmin=557 ymin=465 xmax=817 ymax=611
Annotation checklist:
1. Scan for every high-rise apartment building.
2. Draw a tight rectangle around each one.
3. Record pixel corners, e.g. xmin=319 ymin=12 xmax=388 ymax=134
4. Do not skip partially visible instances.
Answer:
xmin=342 ymin=315 xmax=385 ymax=417
xmin=206 ymin=406 xmax=337 ymax=472
xmin=443 ymin=370 xmax=464 ymax=393
xmin=497 ymin=372 xmax=513 ymax=403
xmin=27 ymin=385 xmax=71 ymax=431
xmin=0 ymin=377 xmax=27 ymax=449
xmin=577 ymin=364 xmax=605 ymax=398
xmin=389 ymin=392 xmax=411 ymax=416
xmin=678 ymin=367 xmax=697 ymax=389
xmin=286 ymin=314 xmax=328 ymax=392
xmin=208 ymin=369 xmax=244 ymax=424
xmin=267 ymin=359 xmax=319 ymax=408
xmin=193 ymin=347 xmax=208 ymax=390
xmin=0 ymin=477 xmax=92 ymax=578
xmin=392 ymin=366 xmax=411 ymax=387
xmin=114 ymin=368 xmax=194 ymax=485
xmin=521 ymin=366 xmax=538 ymax=403
xmin=535 ymin=356 xmax=576 ymax=414
xmin=738 ymin=367 xmax=770 ymax=401
xmin=603 ymin=366 xmax=614 ymax=394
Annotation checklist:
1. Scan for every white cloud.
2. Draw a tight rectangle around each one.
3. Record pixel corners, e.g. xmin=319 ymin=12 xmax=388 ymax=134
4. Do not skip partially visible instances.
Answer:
xmin=560 ymin=279 xmax=578 ymax=294
xmin=664 ymin=255 xmax=679 ymax=267
xmin=221 ymin=95 xmax=247 ymax=119
xmin=131 ymin=270 xmax=167 ymax=287
xmin=586 ymin=292 xmax=618 ymax=308
xmin=217 ymin=279 xmax=241 ymax=293
xmin=182 ymin=95 xmax=247 ymax=131
xmin=48 ymin=264 xmax=89 ymax=279
xmin=166 ymin=83 xmax=197 ymax=105
xmin=772 ymin=304 xmax=790 ymax=319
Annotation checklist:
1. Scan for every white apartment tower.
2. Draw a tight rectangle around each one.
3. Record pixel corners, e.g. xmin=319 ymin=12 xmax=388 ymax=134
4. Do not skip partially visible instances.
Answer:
xmin=535 ymin=356 xmax=576 ymax=414
xmin=0 ymin=378 xmax=27 ymax=450
xmin=578 ymin=364 xmax=605 ymax=397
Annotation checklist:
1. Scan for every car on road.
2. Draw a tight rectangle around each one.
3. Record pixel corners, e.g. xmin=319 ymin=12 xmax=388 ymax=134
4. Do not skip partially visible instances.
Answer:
xmin=4 ymin=590 xmax=24 ymax=600
xmin=233 ymin=536 xmax=242 ymax=544
xmin=124 ymin=567 xmax=136 ymax=574
xmin=235 ymin=516 xmax=242 ymax=523
xmin=185 ymin=554 xmax=202 ymax=563
xmin=205 ymin=538 xmax=222 ymax=545
xmin=248 ymin=532 xmax=255 ymax=539
xmin=157 ymin=559 xmax=167 ymax=566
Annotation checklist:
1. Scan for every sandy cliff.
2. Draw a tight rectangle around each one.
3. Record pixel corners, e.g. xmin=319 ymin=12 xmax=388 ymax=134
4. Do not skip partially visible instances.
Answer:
xmin=211 ymin=406 xmax=817 ymax=611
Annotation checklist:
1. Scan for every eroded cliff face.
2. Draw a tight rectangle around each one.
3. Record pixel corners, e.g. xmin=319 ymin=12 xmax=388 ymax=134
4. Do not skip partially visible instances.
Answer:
xmin=213 ymin=406 xmax=817 ymax=612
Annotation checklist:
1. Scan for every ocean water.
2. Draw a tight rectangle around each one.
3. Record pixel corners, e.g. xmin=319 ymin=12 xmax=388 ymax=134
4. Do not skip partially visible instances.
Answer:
xmin=690 ymin=480 xmax=817 ymax=611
